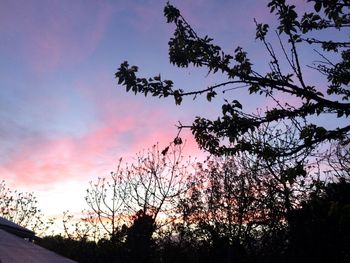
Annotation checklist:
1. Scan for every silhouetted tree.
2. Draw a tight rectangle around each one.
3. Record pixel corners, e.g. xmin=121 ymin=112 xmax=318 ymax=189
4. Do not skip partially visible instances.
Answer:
xmin=124 ymin=210 xmax=156 ymax=263
xmin=84 ymin=143 xmax=192 ymax=252
xmin=115 ymin=0 xmax=349 ymax=162
xmin=122 ymin=143 xmax=191 ymax=226
xmin=85 ymin=158 xmax=129 ymax=242
xmin=114 ymin=2 xmax=350 ymax=259
xmin=287 ymin=178 xmax=350 ymax=263
xmin=60 ymin=210 xmax=103 ymax=242
xmin=38 ymin=235 xmax=102 ymax=263
xmin=0 ymin=180 xmax=51 ymax=235
xmin=325 ymin=141 xmax=350 ymax=179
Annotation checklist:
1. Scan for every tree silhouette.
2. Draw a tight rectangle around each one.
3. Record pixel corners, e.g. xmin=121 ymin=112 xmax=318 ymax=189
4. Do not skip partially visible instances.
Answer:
xmin=84 ymin=144 xmax=192 ymax=249
xmin=124 ymin=210 xmax=156 ymax=263
xmin=287 ymin=178 xmax=350 ymax=263
xmin=85 ymin=158 xmax=129 ymax=242
xmin=0 ymin=180 xmax=51 ymax=235
xmin=115 ymin=0 xmax=349 ymax=160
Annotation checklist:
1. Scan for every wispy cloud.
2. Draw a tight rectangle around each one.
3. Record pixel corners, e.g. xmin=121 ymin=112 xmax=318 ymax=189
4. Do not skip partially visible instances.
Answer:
xmin=0 ymin=117 xmax=138 ymax=186
xmin=0 ymin=87 xmax=201 ymax=187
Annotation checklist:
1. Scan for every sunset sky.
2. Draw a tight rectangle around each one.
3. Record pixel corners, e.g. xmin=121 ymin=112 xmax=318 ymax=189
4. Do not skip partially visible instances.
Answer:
xmin=0 ymin=0 xmax=345 ymax=227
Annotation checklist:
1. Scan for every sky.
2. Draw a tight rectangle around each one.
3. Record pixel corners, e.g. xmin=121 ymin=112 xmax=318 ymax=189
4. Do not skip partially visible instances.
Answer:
xmin=0 ymin=0 xmax=346 ymax=227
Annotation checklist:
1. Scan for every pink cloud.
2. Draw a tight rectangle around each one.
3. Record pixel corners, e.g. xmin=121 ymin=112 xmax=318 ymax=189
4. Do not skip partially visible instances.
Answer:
xmin=0 ymin=98 xmax=203 ymax=187
xmin=1 ymin=117 xmax=133 ymax=185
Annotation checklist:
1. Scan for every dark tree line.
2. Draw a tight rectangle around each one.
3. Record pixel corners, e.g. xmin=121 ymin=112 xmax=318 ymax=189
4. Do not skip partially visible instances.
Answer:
xmin=37 ymin=140 xmax=350 ymax=263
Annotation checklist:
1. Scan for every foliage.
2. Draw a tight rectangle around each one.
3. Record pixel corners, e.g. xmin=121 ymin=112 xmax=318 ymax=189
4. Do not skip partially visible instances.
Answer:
xmin=84 ymin=143 xmax=192 ymax=243
xmin=173 ymin=147 xmax=314 ymax=261
xmin=61 ymin=210 xmax=103 ymax=242
xmin=115 ymin=0 xmax=350 ymax=159
xmin=38 ymin=147 xmax=349 ymax=262
xmin=0 ymin=180 xmax=51 ymax=234
xmin=287 ymin=178 xmax=350 ymax=263
xmin=38 ymin=235 xmax=122 ymax=263
xmin=84 ymin=158 xmax=129 ymax=241
xmin=124 ymin=210 xmax=156 ymax=263
xmin=324 ymin=141 xmax=350 ymax=178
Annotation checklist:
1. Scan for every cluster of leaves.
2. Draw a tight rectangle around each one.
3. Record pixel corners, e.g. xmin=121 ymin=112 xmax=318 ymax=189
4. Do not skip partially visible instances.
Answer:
xmin=115 ymin=0 xmax=350 ymax=160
